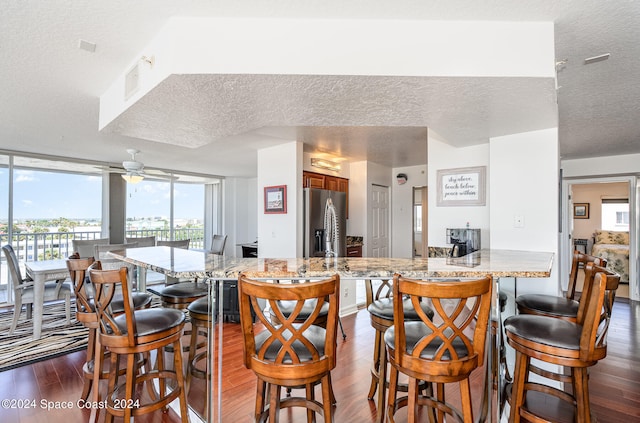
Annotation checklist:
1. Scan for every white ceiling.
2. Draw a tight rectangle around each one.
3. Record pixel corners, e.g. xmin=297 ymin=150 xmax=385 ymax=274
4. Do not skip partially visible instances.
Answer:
xmin=1 ymin=1 xmax=639 ymax=177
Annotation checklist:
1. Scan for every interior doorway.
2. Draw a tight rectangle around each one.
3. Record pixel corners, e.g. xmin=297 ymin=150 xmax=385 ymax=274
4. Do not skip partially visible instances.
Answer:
xmin=567 ymin=178 xmax=634 ymax=300
xmin=413 ymin=186 xmax=428 ymax=257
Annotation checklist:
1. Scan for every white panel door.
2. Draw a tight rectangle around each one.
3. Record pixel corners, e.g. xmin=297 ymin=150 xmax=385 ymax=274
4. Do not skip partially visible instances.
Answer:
xmin=371 ymin=184 xmax=390 ymax=257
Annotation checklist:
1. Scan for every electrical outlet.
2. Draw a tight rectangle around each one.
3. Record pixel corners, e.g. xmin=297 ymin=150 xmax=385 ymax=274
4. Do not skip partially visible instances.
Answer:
xmin=344 ymin=287 xmax=349 ymax=297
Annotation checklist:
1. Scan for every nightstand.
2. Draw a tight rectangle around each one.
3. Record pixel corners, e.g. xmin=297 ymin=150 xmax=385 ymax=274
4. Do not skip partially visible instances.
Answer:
xmin=573 ymin=238 xmax=588 ymax=254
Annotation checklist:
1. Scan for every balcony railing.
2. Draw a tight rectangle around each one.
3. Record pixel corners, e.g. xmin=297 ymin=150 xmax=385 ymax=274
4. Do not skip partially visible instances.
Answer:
xmin=0 ymin=228 xmax=205 ymax=291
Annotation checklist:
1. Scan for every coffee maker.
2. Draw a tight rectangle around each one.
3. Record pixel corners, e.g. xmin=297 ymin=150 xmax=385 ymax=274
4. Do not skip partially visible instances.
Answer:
xmin=447 ymin=228 xmax=480 ymax=258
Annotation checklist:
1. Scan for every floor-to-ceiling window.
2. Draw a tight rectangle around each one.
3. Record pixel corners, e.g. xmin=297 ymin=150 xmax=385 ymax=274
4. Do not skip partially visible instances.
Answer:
xmin=125 ymin=174 xmax=214 ymax=249
xmin=0 ymin=155 xmax=103 ymax=303
xmin=1 ymin=151 xmax=223 ymax=305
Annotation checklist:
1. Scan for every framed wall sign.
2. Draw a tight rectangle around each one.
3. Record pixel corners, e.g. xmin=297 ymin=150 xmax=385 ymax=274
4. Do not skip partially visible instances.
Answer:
xmin=436 ymin=166 xmax=486 ymax=207
xmin=573 ymin=203 xmax=589 ymax=219
xmin=264 ymin=185 xmax=287 ymax=214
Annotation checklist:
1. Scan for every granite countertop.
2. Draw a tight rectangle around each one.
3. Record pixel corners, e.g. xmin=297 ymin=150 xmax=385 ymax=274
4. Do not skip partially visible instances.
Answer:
xmin=109 ymin=247 xmax=554 ymax=281
xmin=346 ymin=236 xmax=363 ymax=247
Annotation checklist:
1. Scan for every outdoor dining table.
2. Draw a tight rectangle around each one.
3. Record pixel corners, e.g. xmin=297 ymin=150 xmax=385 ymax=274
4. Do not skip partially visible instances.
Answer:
xmin=107 ymin=246 xmax=554 ymax=423
xmin=24 ymin=259 xmax=70 ymax=339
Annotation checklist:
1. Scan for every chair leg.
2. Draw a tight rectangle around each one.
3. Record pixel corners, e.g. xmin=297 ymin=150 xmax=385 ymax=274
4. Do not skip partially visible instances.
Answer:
xmin=407 ymin=377 xmax=419 ymax=423
xmin=269 ymin=384 xmax=281 ymax=423
xmin=80 ymin=328 xmax=96 ymax=401
xmin=321 ymin=374 xmax=333 ymax=423
xmin=105 ymin=353 xmax=119 ymax=423
xmin=386 ymin=365 xmax=398 ymax=423
xmin=255 ymin=380 xmax=267 ymax=421
xmin=509 ymin=351 xmax=529 ymax=423
xmin=124 ymin=353 xmax=136 ymax=421
xmin=368 ymin=329 xmax=382 ymax=400
xmin=89 ymin=333 xmax=103 ymax=423
xmin=305 ymin=383 xmax=315 ymax=423
xmin=574 ymin=367 xmax=591 ymax=423
xmin=9 ymin=297 xmax=22 ymax=334
xmin=172 ymin=338 xmax=189 ymax=423
xmin=459 ymin=378 xmax=473 ymax=423
xmin=435 ymin=383 xmax=445 ymax=423
xmin=376 ymin=342 xmax=388 ymax=423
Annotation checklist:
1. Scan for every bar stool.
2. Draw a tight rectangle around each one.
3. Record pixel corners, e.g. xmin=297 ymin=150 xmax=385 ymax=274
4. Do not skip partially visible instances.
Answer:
xmin=515 ymin=251 xmax=606 ymax=321
xmin=505 ymin=264 xmax=620 ymax=423
xmin=238 ymin=273 xmax=340 ymax=423
xmin=385 ymin=274 xmax=493 ymax=423
xmin=365 ymin=278 xmax=434 ymax=423
xmin=66 ymin=254 xmax=153 ymax=401
xmin=88 ymin=261 xmax=189 ymax=422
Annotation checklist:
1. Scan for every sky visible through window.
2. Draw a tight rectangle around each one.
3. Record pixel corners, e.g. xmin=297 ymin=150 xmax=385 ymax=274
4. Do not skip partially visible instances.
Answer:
xmin=0 ymin=168 xmax=203 ymax=221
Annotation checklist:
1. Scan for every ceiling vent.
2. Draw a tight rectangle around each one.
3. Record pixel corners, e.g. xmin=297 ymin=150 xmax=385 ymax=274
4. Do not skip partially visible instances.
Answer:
xmin=124 ymin=62 xmax=140 ymax=100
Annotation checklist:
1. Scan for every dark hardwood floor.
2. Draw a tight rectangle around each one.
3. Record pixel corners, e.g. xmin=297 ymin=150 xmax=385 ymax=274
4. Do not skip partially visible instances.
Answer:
xmin=0 ymin=300 xmax=638 ymax=422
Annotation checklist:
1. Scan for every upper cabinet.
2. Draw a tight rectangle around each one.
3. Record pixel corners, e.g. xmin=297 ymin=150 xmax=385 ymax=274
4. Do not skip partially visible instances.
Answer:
xmin=303 ymin=171 xmax=349 ymax=217
xmin=304 ymin=172 xmax=326 ymax=189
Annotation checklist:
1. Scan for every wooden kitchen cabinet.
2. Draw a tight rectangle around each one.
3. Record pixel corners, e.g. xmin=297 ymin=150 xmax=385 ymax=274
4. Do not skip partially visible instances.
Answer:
xmin=304 ymin=172 xmax=326 ymax=189
xmin=303 ymin=170 xmax=349 ymax=217
xmin=346 ymin=245 xmax=362 ymax=257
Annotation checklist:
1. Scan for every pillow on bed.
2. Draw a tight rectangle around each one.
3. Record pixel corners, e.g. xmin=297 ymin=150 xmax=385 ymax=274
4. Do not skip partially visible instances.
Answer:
xmin=594 ymin=230 xmax=629 ymax=245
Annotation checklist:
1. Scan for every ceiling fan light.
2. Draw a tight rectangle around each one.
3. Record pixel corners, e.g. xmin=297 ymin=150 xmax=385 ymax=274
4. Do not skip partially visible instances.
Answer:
xmin=311 ymin=157 xmax=341 ymax=172
xmin=122 ymin=173 xmax=144 ymax=184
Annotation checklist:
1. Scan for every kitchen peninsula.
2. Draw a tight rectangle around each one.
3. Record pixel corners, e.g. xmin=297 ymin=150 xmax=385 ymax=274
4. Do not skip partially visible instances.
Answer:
xmin=108 ymin=246 xmax=553 ymax=423
xmin=110 ymin=246 xmax=553 ymax=288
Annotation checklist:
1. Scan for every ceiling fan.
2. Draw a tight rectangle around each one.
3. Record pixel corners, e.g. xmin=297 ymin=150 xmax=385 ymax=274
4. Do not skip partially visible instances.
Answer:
xmin=121 ymin=148 xmax=145 ymax=184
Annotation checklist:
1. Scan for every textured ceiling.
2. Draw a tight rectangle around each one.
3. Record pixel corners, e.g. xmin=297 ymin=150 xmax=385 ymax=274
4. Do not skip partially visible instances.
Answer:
xmin=1 ymin=1 xmax=639 ymax=177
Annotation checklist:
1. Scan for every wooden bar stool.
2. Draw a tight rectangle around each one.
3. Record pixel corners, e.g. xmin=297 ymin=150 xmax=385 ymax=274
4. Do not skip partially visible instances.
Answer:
xmin=365 ymin=278 xmax=435 ymax=423
xmin=88 ymin=261 xmax=189 ymax=422
xmin=238 ymin=274 xmax=340 ymax=423
xmin=505 ymin=264 xmax=620 ymax=423
xmin=516 ymin=251 xmax=606 ymax=321
xmin=385 ymin=274 xmax=492 ymax=423
xmin=66 ymin=253 xmax=153 ymax=401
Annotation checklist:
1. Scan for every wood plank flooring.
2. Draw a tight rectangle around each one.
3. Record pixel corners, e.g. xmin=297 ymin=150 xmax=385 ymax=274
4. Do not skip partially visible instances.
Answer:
xmin=0 ymin=300 xmax=638 ymax=422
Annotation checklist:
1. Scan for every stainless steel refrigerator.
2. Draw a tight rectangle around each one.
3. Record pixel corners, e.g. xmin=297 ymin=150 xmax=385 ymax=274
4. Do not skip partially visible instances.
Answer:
xmin=303 ymin=188 xmax=347 ymax=258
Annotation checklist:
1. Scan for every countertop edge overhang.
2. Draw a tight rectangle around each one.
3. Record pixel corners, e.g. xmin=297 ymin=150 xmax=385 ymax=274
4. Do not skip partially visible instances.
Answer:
xmin=107 ymin=248 xmax=554 ymax=280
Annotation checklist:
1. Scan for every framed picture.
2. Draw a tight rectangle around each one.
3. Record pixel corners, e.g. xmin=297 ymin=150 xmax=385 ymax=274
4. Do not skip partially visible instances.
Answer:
xmin=436 ymin=166 xmax=486 ymax=207
xmin=573 ymin=203 xmax=589 ymax=219
xmin=264 ymin=185 xmax=287 ymax=214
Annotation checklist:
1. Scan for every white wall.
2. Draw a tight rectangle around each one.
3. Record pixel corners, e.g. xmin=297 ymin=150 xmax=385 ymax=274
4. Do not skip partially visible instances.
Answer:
xmin=257 ymin=142 xmax=302 ymax=258
xmin=348 ymin=161 xmax=367 ymax=240
xmin=490 ymin=128 xmax=559 ymax=296
xmin=391 ymin=164 xmax=428 ymax=258
xmin=224 ymin=177 xmax=257 ymax=257
xmin=562 ymin=153 xmax=640 ymax=177
xmin=427 ymin=130 xmax=490 ymax=248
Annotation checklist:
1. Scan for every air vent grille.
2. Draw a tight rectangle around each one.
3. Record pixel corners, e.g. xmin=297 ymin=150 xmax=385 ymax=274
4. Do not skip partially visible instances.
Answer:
xmin=124 ymin=63 xmax=140 ymax=100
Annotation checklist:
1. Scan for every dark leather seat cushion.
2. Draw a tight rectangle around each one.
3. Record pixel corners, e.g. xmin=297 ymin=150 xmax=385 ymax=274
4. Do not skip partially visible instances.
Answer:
xmin=113 ymin=308 xmax=185 ymax=337
xmin=504 ymin=314 xmax=581 ymax=351
xmin=515 ymin=294 xmax=578 ymax=318
xmin=157 ymin=282 xmax=208 ymax=299
xmin=188 ymin=296 xmax=212 ymax=314
xmin=368 ymin=297 xmax=434 ymax=321
xmin=384 ymin=322 xmax=472 ymax=360
xmin=254 ymin=324 xmax=326 ymax=362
